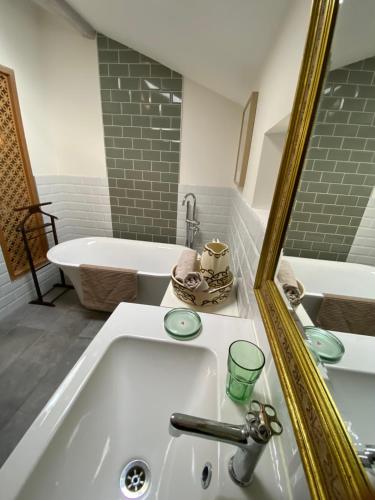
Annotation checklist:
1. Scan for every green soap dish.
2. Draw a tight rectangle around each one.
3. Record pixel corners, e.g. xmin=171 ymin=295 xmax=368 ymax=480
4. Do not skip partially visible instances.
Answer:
xmin=164 ymin=308 xmax=202 ymax=340
xmin=304 ymin=326 xmax=345 ymax=364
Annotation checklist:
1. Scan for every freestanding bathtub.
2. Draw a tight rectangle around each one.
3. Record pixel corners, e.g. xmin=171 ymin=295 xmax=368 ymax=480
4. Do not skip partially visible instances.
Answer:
xmin=284 ymin=256 xmax=375 ymax=299
xmin=283 ymin=255 xmax=375 ymax=322
xmin=47 ymin=237 xmax=186 ymax=306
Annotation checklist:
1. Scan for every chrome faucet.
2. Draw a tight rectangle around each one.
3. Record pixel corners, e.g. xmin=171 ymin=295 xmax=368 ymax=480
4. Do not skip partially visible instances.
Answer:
xmin=359 ymin=445 xmax=375 ymax=470
xmin=169 ymin=400 xmax=282 ymax=486
xmin=182 ymin=192 xmax=200 ymax=248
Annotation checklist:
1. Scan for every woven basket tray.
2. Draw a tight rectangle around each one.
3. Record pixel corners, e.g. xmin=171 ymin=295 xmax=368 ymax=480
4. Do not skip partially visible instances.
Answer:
xmin=171 ymin=265 xmax=233 ymax=307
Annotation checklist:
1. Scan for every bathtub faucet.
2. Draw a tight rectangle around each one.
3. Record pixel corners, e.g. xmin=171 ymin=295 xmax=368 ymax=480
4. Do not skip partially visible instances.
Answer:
xmin=182 ymin=193 xmax=200 ymax=248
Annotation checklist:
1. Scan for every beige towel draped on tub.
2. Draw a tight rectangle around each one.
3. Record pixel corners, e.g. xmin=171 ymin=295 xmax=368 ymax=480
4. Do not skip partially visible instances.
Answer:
xmin=316 ymin=293 xmax=375 ymax=337
xmin=277 ymin=260 xmax=302 ymax=306
xmin=79 ymin=264 xmax=137 ymax=312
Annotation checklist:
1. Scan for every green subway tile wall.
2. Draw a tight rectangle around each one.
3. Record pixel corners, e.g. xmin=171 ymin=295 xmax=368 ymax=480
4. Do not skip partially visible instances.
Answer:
xmin=284 ymin=56 xmax=375 ymax=261
xmin=97 ymin=34 xmax=182 ymax=243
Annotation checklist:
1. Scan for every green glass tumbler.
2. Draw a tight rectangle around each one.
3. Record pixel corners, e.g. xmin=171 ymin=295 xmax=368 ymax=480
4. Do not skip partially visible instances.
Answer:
xmin=226 ymin=340 xmax=265 ymax=404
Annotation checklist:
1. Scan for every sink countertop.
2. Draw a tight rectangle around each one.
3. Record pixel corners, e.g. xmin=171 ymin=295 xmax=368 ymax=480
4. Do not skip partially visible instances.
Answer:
xmin=294 ymin=302 xmax=375 ymax=374
xmin=0 ymin=303 xmax=289 ymax=500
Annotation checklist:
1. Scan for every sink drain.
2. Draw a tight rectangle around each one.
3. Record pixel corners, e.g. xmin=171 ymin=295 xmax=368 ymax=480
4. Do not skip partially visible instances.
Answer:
xmin=120 ymin=459 xmax=151 ymax=498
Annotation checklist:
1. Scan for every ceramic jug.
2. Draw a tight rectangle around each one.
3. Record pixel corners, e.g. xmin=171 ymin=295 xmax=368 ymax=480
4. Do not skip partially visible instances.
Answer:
xmin=200 ymin=241 xmax=230 ymax=286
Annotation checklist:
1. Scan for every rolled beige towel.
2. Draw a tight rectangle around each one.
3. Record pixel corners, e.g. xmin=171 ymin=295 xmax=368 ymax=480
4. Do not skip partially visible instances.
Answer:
xmin=175 ymin=249 xmax=198 ymax=282
xmin=184 ymin=272 xmax=209 ymax=292
xmin=277 ymin=260 xmax=301 ymax=306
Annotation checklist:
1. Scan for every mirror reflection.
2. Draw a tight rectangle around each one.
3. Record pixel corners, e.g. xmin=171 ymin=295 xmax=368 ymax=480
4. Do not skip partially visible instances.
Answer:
xmin=276 ymin=0 xmax=375 ymax=463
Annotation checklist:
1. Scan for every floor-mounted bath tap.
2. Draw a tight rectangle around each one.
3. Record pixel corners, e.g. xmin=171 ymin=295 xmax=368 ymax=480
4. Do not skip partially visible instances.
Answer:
xmin=182 ymin=192 xmax=200 ymax=248
xmin=359 ymin=445 xmax=375 ymax=471
xmin=169 ymin=400 xmax=283 ymax=486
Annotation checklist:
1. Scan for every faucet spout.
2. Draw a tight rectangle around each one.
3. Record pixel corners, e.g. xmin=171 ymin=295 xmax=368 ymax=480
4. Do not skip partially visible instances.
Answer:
xmin=169 ymin=401 xmax=282 ymax=487
xmin=170 ymin=413 xmax=249 ymax=447
xmin=182 ymin=192 xmax=196 ymax=207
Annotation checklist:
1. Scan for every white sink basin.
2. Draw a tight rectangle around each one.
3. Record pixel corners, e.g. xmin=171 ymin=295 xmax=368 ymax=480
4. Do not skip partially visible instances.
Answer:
xmin=324 ymin=331 xmax=375 ymax=446
xmin=326 ymin=367 xmax=375 ymax=445
xmin=293 ymin=304 xmax=375 ymax=448
xmin=0 ymin=304 xmax=285 ymax=500
xmin=17 ymin=338 xmax=217 ymax=500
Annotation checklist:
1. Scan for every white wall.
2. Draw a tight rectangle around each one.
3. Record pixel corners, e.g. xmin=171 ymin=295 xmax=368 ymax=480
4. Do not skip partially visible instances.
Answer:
xmin=179 ymin=78 xmax=242 ymax=188
xmin=0 ymin=0 xmax=53 ymax=176
xmin=40 ymin=11 xmax=106 ymax=177
xmin=243 ymin=0 xmax=312 ymax=207
xmin=254 ymin=131 xmax=287 ymax=208
xmin=0 ymin=0 xmax=111 ymax=320
xmin=0 ymin=0 xmax=106 ymax=178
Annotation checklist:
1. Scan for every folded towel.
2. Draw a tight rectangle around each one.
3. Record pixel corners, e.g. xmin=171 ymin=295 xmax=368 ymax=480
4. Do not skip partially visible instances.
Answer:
xmin=183 ymin=272 xmax=209 ymax=292
xmin=175 ymin=249 xmax=198 ymax=283
xmin=277 ymin=260 xmax=301 ymax=306
xmin=79 ymin=264 xmax=137 ymax=312
xmin=316 ymin=294 xmax=375 ymax=337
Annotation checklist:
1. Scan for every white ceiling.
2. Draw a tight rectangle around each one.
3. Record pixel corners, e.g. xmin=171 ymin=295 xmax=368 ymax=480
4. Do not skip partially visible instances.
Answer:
xmin=66 ymin=0 xmax=292 ymax=104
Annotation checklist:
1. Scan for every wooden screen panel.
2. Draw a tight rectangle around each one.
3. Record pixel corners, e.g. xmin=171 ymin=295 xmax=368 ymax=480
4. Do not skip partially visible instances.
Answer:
xmin=0 ymin=65 xmax=48 ymax=280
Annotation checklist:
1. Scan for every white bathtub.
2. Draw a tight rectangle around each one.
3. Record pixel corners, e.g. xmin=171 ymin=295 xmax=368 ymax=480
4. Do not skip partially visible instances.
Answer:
xmin=283 ymin=256 xmax=375 ymax=323
xmin=47 ymin=237 xmax=186 ymax=306
xmin=284 ymin=256 xmax=375 ymax=300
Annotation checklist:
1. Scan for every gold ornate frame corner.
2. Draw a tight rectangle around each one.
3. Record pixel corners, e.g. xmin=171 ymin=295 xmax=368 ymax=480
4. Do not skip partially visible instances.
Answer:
xmin=254 ymin=0 xmax=374 ymax=498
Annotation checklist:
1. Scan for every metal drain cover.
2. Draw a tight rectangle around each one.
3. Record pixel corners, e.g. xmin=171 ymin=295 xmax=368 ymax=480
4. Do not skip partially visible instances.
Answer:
xmin=120 ymin=459 xmax=151 ymax=498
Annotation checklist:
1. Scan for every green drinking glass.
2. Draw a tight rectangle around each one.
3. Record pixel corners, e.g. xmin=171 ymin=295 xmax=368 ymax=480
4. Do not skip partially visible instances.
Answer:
xmin=226 ymin=340 xmax=265 ymax=404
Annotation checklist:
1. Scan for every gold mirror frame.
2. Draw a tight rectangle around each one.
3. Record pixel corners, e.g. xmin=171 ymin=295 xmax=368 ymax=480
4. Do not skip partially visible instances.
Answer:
xmin=254 ymin=0 xmax=374 ymax=498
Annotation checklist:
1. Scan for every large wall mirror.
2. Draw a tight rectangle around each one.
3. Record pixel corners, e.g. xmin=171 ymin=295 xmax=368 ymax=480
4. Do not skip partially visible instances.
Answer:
xmin=256 ymin=0 xmax=375 ymax=498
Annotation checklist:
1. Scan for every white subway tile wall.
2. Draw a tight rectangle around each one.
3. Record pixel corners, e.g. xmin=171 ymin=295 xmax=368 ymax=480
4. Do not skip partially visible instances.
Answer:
xmin=0 ymin=253 xmax=57 ymax=321
xmin=228 ymin=190 xmax=268 ymax=318
xmin=0 ymin=176 xmax=112 ymax=320
xmin=36 ymin=176 xmax=113 ymax=241
xmin=176 ymin=185 xmax=232 ymax=251
xmin=348 ymin=187 xmax=375 ymax=265
xmin=226 ymin=188 xmax=308 ymax=494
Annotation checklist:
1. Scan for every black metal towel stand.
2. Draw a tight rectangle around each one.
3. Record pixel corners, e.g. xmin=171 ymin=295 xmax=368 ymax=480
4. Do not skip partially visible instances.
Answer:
xmin=15 ymin=202 xmax=73 ymax=307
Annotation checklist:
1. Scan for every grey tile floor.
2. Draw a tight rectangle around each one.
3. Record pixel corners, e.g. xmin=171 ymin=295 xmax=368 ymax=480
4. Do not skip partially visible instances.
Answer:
xmin=0 ymin=289 xmax=109 ymax=467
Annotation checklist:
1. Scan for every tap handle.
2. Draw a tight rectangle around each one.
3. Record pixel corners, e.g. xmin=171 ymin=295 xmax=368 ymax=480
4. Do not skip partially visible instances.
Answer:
xmin=246 ymin=400 xmax=283 ymax=442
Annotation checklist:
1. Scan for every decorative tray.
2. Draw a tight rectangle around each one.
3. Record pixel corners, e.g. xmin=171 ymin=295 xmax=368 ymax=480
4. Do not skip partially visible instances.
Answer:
xmin=171 ymin=265 xmax=233 ymax=307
